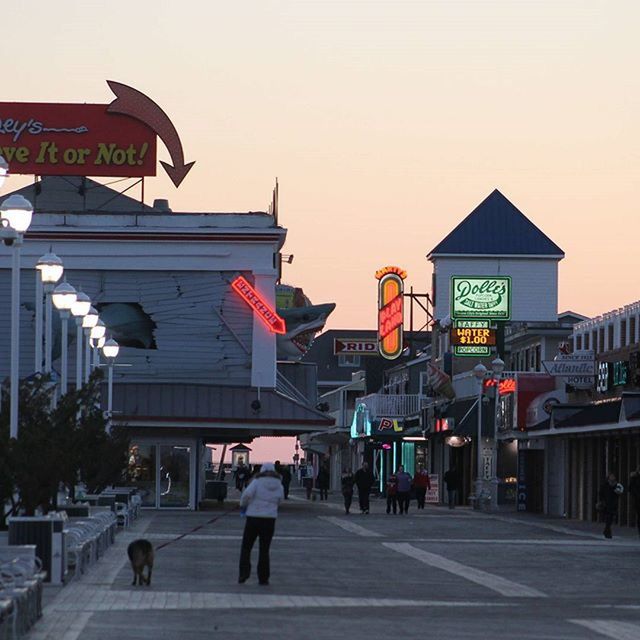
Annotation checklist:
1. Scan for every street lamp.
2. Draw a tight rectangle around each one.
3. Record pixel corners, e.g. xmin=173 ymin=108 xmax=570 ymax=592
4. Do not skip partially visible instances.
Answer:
xmin=52 ymin=281 xmax=77 ymax=395
xmin=102 ymin=338 xmax=119 ymax=428
xmin=472 ymin=363 xmax=488 ymax=507
xmin=82 ymin=307 xmax=99 ymax=382
xmin=36 ymin=251 xmax=64 ymax=374
xmin=1 ymin=193 xmax=34 ymax=440
xmin=70 ymin=290 xmax=91 ymax=390
xmin=90 ymin=320 xmax=106 ymax=372
xmin=0 ymin=156 xmax=8 ymax=189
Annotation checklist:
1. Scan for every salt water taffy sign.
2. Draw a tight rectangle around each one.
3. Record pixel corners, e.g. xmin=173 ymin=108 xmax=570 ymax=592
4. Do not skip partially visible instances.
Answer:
xmin=451 ymin=276 xmax=511 ymax=320
xmin=0 ymin=81 xmax=194 ymax=186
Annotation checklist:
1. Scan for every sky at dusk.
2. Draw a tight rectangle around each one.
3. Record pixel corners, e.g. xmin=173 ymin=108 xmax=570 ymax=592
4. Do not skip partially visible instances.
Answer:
xmin=4 ymin=1 xmax=638 ymax=332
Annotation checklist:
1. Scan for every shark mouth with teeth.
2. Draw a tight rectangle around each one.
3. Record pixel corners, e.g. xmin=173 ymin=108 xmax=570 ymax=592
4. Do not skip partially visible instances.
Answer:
xmin=276 ymin=302 xmax=336 ymax=361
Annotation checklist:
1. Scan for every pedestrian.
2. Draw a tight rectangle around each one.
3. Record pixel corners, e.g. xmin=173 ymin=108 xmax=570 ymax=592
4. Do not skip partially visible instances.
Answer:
xmin=275 ymin=460 xmax=292 ymax=500
xmin=444 ymin=465 xmax=461 ymax=509
xmin=234 ymin=462 xmax=249 ymax=492
xmin=597 ymin=473 xmax=624 ymax=539
xmin=396 ymin=465 xmax=412 ymax=514
xmin=302 ymin=459 xmax=315 ymax=500
xmin=413 ymin=464 xmax=431 ymax=510
xmin=386 ymin=471 xmax=398 ymax=514
xmin=317 ymin=461 xmax=330 ymax=500
xmin=629 ymin=467 xmax=640 ymax=538
xmin=354 ymin=462 xmax=375 ymax=514
xmin=341 ymin=468 xmax=355 ymax=514
xmin=238 ymin=462 xmax=284 ymax=586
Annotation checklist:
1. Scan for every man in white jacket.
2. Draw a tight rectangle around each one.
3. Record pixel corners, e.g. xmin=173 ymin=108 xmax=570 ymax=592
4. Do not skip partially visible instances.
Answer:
xmin=238 ymin=462 xmax=284 ymax=585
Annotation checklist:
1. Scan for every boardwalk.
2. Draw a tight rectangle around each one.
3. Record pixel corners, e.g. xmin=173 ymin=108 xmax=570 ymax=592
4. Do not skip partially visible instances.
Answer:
xmin=30 ymin=492 xmax=640 ymax=640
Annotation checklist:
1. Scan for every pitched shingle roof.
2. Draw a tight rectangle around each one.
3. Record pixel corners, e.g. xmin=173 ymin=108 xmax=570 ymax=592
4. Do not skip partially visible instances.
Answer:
xmin=428 ymin=189 xmax=564 ymax=258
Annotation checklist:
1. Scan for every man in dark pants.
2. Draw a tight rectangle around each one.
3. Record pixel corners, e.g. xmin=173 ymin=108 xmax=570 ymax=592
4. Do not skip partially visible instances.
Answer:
xmin=630 ymin=468 xmax=640 ymax=537
xmin=238 ymin=462 xmax=284 ymax=585
xmin=598 ymin=473 xmax=622 ymax=539
xmin=354 ymin=462 xmax=374 ymax=514
xmin=444 ymin=466 xmax=461 ymax=509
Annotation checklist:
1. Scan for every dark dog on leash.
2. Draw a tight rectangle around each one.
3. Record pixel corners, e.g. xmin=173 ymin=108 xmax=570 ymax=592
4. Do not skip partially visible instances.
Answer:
xmin=127 ymin=539 xmax=154 ymax=586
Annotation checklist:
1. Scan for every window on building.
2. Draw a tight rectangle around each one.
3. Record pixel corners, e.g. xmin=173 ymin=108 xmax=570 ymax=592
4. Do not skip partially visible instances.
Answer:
xmin=621 ymin=320 xmax=627 ymax=348
xmin=632 ymin=317 xmax=637 ymax=345
xmin=535 ymin=345 xmax=541 ymax=371
xmin=576 ymin=335 xmax=582 ymax=351
xmin=608 ymin=325 xmax=614 ymax=351
xmin=338 ymin=354 xmax=361 ymax=367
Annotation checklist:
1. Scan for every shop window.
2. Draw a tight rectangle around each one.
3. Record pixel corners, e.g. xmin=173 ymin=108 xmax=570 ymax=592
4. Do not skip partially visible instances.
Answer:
xmin=338 ymin=354 xmax=361 ymax=367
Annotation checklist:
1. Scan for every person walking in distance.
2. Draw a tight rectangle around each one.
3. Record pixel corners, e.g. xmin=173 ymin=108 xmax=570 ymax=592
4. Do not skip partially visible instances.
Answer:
xmin=302 ymin=459 xmax=315 ymax=500
xmin=238 ymin=462 xmax=284 ymax=585
xmin=413 ymin=464 xmax=431 ymax=510
xmin=354 ymin=462 xmax=375 ymax=514
xmin=341 ymin=468 xmax=355 ymax=514
xmin=396 ymin=465 xmax=413 ymax=514
xmin=275 ymin=460 xmax=292 ymax=500
xmin=386 ymin=471 xmax=398 ymax=515
xmin=317 ymin=460 xmax=330 ymax=501
xmin=628 ymin=467 xmax=640 ymax=537
xmin=598 ymin=472 xmax=623 ymax=539
xmin=444 ymin=465 xmax=461 ymax=509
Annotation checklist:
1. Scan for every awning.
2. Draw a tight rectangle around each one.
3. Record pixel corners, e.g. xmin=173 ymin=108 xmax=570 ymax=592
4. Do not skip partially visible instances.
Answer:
xmin=108 ymin=382 xmax=334 ymax=440
xmin=442 ymin=397 xmax=495 ymax=438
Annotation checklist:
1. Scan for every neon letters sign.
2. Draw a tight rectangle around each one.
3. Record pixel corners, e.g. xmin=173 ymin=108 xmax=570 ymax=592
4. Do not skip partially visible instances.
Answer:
xmin=376 ymin=266 xmax=406 ymax=360
xmin=232 ymin=276 xmax=286 ymax=334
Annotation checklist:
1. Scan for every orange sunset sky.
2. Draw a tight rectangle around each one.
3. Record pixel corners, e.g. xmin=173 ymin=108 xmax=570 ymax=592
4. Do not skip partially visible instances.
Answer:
xmin=4 ymin=0 xmax=638 ymax=462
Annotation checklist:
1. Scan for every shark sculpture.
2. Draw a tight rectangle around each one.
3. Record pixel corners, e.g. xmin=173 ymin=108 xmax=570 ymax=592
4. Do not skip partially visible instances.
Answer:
xmin=276 ymin=302 xmax=336 ymax=360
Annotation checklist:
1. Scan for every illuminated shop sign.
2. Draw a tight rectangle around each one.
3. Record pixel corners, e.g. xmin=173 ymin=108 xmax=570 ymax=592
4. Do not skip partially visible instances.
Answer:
xmin=333 ymin=338 xmax=378 ymax=356
xmin=376 ymin=266 xmax=406 ymax=360
xmin=351 ymin=403 xmax=372 ymax=438
xmin=451 ymin=276 xmax=511 ymax=320
xmin=232 ymin=276 xmax=286 ymax=334
xmin=484 ymin=377 xmax=517 ymax=396
xmin=452 ymin=319 xmax=493 ymax=357
xmin=0 ymin=81 xmax=195 ymax=186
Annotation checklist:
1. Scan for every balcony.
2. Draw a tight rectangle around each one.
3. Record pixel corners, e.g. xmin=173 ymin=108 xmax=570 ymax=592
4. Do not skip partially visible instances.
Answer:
xmin=355 ymin=394 xmax=427 ymax=419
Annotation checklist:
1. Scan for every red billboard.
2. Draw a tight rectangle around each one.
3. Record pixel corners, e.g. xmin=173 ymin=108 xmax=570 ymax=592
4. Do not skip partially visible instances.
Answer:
xmin=0 ymin=102 xmax=157 ymax=177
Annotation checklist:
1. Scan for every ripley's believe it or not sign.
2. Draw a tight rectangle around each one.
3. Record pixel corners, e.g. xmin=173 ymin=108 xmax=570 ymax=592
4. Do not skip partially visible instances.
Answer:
xmin=0 ymin=81 xmax=194 ymax=187
xmin=376 ymin=266 xmax=406 ymax=360
xmin=451 ymin=276 xmax=511 ymax=320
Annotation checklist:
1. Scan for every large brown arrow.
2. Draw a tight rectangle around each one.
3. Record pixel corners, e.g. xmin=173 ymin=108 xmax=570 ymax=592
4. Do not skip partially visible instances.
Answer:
xmin=106 ymin=80 xmax=195 ymax=187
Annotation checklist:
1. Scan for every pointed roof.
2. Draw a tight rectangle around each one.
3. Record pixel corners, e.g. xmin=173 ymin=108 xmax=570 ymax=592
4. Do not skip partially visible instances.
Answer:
xmin=428 ymin=189 xmax=564 ymax=259
xmin=5 ymin=176 xmax=160 ymax=213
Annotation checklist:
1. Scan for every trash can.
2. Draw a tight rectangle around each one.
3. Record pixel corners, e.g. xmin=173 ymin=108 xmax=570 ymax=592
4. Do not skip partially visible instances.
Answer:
xmin=205 ymin=481 xmax=228 ymax=503
xmin=8 ymin=515 xmax=67 ymax=584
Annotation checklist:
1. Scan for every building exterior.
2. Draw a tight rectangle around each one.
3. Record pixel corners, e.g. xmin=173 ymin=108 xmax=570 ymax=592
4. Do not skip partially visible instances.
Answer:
xmin=0 ymin=177 xmax=333 ymax=509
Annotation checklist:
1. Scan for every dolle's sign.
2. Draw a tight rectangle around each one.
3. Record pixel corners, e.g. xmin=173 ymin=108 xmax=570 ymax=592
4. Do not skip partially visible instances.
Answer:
xmin=451 ymin=276 xmax=511 ymax=320
xmin=0 ymin=81 xmax=194 ymax=186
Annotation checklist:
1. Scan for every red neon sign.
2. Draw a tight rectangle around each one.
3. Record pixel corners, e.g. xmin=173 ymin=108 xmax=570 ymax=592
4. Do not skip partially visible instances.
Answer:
xmin=484 ymin=377 xmax=517 ymax=396
xmin=376 ymin=266 xmax=406 ymax=360
xmin=232 ymin=276 xmax=286 ymax=334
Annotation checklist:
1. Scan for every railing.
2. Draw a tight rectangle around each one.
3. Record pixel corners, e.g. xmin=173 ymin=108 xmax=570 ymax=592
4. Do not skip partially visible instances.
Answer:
xmin=276 ymin=372 xmax=310 ymax=406
xmin=355 ymin=394 xmax=426 ymax=418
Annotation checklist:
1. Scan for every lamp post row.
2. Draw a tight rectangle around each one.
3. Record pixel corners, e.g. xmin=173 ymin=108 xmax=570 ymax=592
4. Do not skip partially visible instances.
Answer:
xmin=0 ymin=155 xmax=120 ymax=439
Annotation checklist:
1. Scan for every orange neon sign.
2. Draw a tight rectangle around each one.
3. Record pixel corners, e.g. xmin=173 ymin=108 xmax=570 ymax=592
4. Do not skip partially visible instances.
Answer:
xmin=484 ymin=377 xmax=517 ymax=395
xmin=232 ymin=276 xmax=286 ymax=334
xmin=376 ymin=266 xmax=406 ymax=360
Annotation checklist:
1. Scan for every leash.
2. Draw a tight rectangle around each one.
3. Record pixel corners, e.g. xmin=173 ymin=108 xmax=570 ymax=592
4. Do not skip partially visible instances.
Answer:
xmin=154 ymin=504 xmax=239 ymax=551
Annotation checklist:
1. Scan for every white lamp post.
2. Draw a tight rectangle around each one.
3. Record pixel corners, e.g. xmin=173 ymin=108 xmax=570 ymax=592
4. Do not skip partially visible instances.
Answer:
xmin=36 ymin=251 xmax=64 ymax=374
xmin=0 ymin=156 xmax=8 ymax=189
xmin=70 ymin=290 xmax=91 ymax=390
xmin=90 ymin=320 xmax=106 ymax=372
xmin=1 ymin=193 xmax=34 ymax=440
xmin=472 ymin=363 xmax=488 ymax=507
xmin=102 ymin=338 xmax=119 ymax=427
xmin=52 ymin=281 xmax=77 ymax=395
xmin=489 ymin=357 xmax=505 ymax=510
xmin=82 ymin=307 xmax=99 ymax=382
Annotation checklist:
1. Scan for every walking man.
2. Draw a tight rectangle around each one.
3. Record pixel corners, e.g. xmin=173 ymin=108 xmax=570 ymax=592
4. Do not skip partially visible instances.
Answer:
xmin=396 ymin=465 xmax=412 ymax=514
xmin=354 ymin=462 xmax=374 ymax=514
xmin=413 ymin=464 xmax=431 ymax=509
xmin=275 ymin=460 xmax=292 ymax=499
xmin=629 ymin=467 xmax=640 ymax=537
xmin=444 ymin=465 xmax=461 ymax=509
xmin=386 ymin=471 xmax=398 ymax=514
xmin=341 ymin=468 xmax=355 ymax=514
xmin=238 ymin=462 xmax=284 ymax=585
xmin=598 ymin=473 xmax=623 ymax=539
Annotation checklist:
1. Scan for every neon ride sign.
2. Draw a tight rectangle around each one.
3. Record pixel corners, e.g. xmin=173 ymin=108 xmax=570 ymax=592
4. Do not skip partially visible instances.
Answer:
xmin=376 ymin=266 xmax=406 ymax=360
xmin=232 ymin=276 xmax=286 ymax=334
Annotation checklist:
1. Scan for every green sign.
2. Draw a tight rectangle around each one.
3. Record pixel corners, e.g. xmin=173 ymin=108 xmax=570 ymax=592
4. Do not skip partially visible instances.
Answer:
xmin=451 ymin=276 xmax=511 ymax=320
